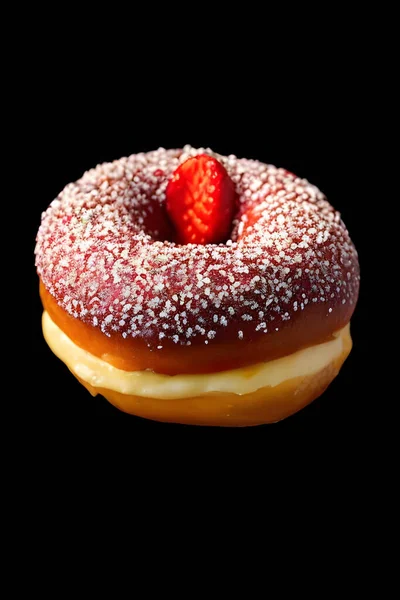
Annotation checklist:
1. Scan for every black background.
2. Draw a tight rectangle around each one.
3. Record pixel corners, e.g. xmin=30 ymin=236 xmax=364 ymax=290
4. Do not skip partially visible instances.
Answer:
xmin=19 ymin=10 xmax=395 ymax=576
xmin=28 ymin=54 xmax=371 ymax=476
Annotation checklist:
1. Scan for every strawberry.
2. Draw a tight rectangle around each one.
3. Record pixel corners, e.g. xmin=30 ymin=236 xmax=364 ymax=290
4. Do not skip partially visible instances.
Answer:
xmin=166 ymin=154 xmax=237 ymax=245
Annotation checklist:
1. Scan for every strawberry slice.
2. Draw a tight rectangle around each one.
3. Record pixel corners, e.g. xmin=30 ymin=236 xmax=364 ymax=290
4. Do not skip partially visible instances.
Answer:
xmin=166 ymin=154 xmax=237 ymax=245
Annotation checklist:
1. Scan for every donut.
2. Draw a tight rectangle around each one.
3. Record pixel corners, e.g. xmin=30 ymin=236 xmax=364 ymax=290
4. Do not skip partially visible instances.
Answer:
xmin=35 ymin=145 xmax=360 ymax=426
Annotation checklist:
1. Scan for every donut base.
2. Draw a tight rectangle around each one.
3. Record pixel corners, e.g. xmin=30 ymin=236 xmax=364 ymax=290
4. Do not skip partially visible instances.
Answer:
xmin=73 ymin=331 xmax=351 ymax=426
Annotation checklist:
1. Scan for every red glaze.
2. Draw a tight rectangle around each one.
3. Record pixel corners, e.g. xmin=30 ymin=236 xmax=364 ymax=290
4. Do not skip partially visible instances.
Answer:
xmin=35 ymin=146 xmax=360 ymax=375
xmin=166 ymin=154 xmax=237 ymax=244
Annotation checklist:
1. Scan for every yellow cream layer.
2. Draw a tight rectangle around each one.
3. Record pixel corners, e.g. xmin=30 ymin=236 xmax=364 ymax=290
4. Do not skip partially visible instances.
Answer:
xmin=42 ymin=311 xmax=348 ymax=400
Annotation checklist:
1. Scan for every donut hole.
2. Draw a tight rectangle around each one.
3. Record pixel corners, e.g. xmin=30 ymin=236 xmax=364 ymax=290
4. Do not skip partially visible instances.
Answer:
xmin=170 ymin=219 xmax=240 ymax=247
xmin=137 ymin=201 xmax=178 ymax=243
xmin=140 ymin=202 xmax=241 ymax=246
xmin=123 ymin=159 xmax=241 ymax=246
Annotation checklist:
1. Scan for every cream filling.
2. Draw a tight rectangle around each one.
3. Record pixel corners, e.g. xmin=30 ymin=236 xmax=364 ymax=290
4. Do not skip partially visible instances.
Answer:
xmin=42 ymin=311 xmax=348 ymax=399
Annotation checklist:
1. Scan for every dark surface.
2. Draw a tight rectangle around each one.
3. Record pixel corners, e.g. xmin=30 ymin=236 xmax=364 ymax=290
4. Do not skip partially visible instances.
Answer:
xmin=28 ymin=67 xmax=371 ymax=475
